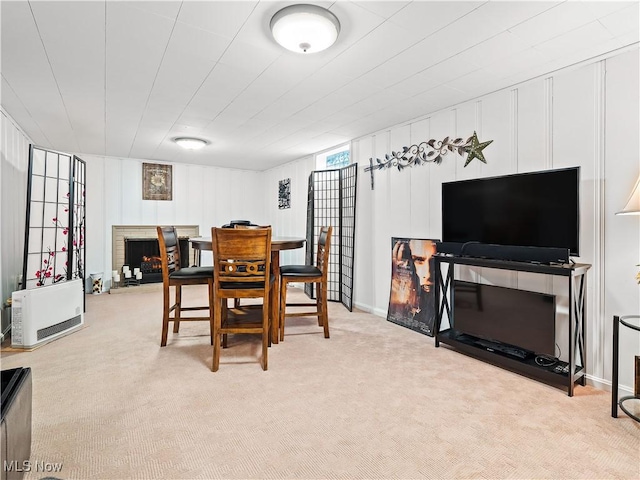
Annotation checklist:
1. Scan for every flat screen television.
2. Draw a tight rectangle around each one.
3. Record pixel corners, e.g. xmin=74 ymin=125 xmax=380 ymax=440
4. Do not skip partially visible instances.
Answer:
xmin=453 ymin=280 xmax=556 ymax=356
xmin=442 ymin=167 xmax=580 ymax=256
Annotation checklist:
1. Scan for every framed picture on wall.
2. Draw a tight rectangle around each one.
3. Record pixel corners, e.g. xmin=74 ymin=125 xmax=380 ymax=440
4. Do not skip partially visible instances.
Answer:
xmin=143 ymin=163 xmax=172 ymax=201
xmin=387 ymin=237 xmax=439 ymax=336
xmin=279 ymin=178 xmax=291 ymax=209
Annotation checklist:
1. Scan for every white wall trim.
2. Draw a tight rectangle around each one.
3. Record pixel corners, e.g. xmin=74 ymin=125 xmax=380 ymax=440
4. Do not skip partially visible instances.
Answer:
xmin=592 ymin=60 xmax=607 ymax=379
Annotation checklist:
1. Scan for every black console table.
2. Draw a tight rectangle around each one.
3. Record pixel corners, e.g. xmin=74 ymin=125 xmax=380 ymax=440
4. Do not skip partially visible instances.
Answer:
xmin=434 ymin=254 xmax=591 ymax=396
xmin=611 ymin=315 xmax=640 ymax=422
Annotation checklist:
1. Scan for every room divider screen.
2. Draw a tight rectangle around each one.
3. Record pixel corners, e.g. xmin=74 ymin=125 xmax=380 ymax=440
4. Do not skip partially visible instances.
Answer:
xmin=21 ymin=146 xmax=86 ymax=290
xmin=305 ymin=163 xmax=357 ymax=311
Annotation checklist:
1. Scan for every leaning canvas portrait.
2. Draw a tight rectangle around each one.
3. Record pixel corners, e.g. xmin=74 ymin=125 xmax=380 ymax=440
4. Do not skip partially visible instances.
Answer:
xmin=143 ymin=163 xmax=172 ymax=200
xmin=387 ymin=237 xmax=438 ymax=336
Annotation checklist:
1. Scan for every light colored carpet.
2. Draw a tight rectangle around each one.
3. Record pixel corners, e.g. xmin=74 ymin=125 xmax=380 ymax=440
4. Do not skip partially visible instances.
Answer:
xmin=1 ymin=284 xmax=638 ymax=480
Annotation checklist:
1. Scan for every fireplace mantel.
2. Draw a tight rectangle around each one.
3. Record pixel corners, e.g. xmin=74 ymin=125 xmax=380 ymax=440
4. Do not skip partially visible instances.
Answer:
xmin=112 ymin=225 xmax=199 ymax=273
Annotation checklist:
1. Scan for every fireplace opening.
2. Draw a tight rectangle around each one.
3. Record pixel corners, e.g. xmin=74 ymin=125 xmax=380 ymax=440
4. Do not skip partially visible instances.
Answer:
xmin=124 ymin=237 xmax=190 ymax=284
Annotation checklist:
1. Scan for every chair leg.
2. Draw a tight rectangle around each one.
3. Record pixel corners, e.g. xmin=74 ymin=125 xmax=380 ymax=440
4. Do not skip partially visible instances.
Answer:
xmin=208 ymin=280 xmax=215 ymax=346
xmin=222 ymin=301 xmax=228 ymax=348
xmin=161 ymin=283 xmax=170 ymax=346
xmin=320 ymin=281 xmax=330 ymax=338
xmin=262 ymin=298 xmax=269 ymax=371
xmin=212 ymin=298 xmax=222 ymax=372
xmin=316 ymin=281 xmax=323 ymax=326
xmin=174 ymin=285 xmax=182 ymax=333
xmin=279 ymin=278 xmax=287 ymax=341
xmin=267 ymin=288 xmax=274 ymax=347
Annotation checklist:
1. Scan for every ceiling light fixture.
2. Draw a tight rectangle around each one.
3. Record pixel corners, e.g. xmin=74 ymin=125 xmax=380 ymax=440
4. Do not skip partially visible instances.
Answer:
xmin=174 ymin=137 xmax=207 ymax=150
xmin=270 ymin=4 xmax=340 ymax=54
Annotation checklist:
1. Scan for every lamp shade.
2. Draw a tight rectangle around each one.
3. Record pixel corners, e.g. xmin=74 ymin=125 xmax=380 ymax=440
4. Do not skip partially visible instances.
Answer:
xmin=175 ymin=137 xmax=207 ymax=150
xmin=270 ymin=4 xmax=340 ymax=54
xmin=617 ymin=176 xmax=640 ymax=215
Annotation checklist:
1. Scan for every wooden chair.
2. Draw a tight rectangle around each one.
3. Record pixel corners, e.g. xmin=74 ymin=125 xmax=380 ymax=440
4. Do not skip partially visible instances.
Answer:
xmin=233 ymin=224 xmax=264 ymax=308
xmin=279 ymin=226 xmax=332 ymax=341
xmin=157 ymin=226 xmax=214 ymax=347
xmin=210 ymin=226 xmax=274 ymax=371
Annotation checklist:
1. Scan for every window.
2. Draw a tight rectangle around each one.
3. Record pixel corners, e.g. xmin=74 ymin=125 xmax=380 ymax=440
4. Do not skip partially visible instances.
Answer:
xmin=315 ymin=144 xmax=350 ymax=170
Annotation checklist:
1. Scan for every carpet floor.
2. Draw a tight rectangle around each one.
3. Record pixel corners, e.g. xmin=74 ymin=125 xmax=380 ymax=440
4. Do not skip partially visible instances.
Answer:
xmin=1 ymin=284 xmax=638 ymax=479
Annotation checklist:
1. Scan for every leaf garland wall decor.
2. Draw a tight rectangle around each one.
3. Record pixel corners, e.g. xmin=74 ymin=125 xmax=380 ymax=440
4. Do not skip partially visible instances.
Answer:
xmin=364 ymin=131 xmax=493 ymax=189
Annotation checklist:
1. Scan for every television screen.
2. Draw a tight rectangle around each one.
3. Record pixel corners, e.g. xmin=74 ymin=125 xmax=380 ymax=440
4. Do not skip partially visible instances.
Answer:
xmin=453 ymin=280 xmax=556 ymax=356
xmin=442 ymin=167 xmax=580 ymax=255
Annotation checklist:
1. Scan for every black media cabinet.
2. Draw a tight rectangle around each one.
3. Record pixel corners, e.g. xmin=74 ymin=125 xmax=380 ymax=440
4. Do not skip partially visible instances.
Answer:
xmin=433 ymin=254 xmax=591 ymax=396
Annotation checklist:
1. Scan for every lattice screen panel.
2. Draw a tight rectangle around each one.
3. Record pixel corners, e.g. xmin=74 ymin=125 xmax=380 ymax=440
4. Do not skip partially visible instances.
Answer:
xmin=22 ymin=146 xmax=86 ymax=290
xmin=305 ymin=163 xmax=357 ymax=311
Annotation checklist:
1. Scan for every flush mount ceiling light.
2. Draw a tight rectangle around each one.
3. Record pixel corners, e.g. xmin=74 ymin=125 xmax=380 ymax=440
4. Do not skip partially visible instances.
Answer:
xmin=270 ymin=4 xmax=340 ymax=54
xmin=174 ymin=137 xmax=207 ymax=150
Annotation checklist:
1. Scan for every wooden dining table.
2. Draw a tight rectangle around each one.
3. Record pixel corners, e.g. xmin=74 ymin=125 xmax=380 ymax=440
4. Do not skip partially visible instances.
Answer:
xmin=189 ymin=236 xmax=306 ymax=344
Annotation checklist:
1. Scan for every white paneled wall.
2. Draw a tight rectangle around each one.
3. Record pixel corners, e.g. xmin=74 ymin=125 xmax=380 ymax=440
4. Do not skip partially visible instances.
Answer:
xmin=83 ymin=155 xmax=266 ymax=279
xmin=262 ymin=155 xmax=315 ymax=268
xmin=0 ymin=110 xmax=31 ymax=336
xmin=344 ymin=49 xmax=639 ymax=390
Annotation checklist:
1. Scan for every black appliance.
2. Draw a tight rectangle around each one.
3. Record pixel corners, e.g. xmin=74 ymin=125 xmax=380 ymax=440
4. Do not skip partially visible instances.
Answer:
xmin=453 ymin=280 xmax=556 ymax=356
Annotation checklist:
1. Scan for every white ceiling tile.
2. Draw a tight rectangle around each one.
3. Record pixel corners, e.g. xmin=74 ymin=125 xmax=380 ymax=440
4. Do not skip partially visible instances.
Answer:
xmin=1 ymin=2 xmax=79 ymax=151
xmin=388 ymin=1 xmax=484 ymax=35
xmin=473 ymin=1 xmax=561 ymax=31
xmin=446 ymin=68 xmax=506 ymax=97
xmin=534 ymin=22 xmax=615 ymax=59
xmin=218 ymin=39 xmax=282 ymax=76
xmin=1 ymin=78 xmax=50 ymax=147
xmin=328 ymin=20 xmax=431 ymax=79
xmin=352 ymin=1 xmax=410 ymax=18
xmin=508 ymin=1 xmax=610 ymax=46
xmin=29 ymin=2 xmax=105 ymax=95
xmin=128 ymin=1 xmax=182 ymax=21
xmin=177 ymin=1 xmax=258 ymax=39
xmin=599 ymin=2 xmax=640 ymax=38
xmin=483 ymin=48 xmax=549 ymax=80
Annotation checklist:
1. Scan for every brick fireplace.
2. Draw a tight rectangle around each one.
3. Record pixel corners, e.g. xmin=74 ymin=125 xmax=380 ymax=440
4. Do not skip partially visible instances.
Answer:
xmin=112 ymin=225 xmax=200 ymax=283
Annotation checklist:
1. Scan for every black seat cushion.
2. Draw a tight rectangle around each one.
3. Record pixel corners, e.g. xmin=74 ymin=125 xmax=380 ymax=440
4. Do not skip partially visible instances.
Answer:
xmin=169 ymin=266 xmax=214 ymax=280
xmin=280 ymin=265 xmax=322 ymax=278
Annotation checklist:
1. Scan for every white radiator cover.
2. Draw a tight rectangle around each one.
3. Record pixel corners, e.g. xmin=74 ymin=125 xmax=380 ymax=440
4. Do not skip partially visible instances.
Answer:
xmin=11 ymin=279 xmax=84 ymax=349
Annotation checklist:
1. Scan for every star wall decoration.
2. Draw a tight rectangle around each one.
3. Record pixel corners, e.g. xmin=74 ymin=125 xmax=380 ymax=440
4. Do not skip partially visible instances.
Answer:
xmin=364 ymin=131 xmax=494 ymax=189
xmin=464 ymin=131 xmax=493 ymax=167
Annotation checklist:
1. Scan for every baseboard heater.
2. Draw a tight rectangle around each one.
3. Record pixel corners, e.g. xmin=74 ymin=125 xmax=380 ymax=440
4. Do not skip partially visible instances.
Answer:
xmin=11 ymin=279 xmax=84 ymax=349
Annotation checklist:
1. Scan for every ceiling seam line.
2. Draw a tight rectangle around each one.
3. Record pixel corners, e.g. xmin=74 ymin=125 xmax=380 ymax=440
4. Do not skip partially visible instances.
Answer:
xmin=126 ymin=1 xmax=185 ymax=158
xmin=27 ymin=1 xmax=80 ymax=152
xmin=1 ymin=74 xmax=52 ymax=146
xmin=149 ymin=1 xmax=261 ymax=159
xmin=104 ymin=0 xmax=107 ymax=155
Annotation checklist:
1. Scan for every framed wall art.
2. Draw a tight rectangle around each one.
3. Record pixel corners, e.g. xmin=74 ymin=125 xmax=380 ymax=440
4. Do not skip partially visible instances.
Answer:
xmin=279 ymin=178 xmax=291 ymax=209
xmin=143 ymin=163 xmax=172 ymax=201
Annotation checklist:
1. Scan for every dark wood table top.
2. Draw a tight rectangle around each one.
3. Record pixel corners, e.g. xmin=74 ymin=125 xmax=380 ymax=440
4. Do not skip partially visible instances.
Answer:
xmin=189 ymin=236 xmax=305 ymax=252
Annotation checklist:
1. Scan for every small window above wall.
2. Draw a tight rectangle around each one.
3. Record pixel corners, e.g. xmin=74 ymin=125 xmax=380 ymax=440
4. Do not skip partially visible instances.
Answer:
xmin=315 ymin=144 xmax=350 ymax=170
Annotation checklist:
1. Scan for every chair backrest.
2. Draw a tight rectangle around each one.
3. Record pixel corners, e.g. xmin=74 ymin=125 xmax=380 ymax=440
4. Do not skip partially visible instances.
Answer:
xmin=234 ymin=224 xmax=267 ymax=229
xmin=157 ymin=226 xmax=182 ymax=278
xmin=221 ymin=220 xmax=257 ymax=228
xmin=316 ymin=226 xmax=333 ymax=277
xmin=211 ymin=227 xmax=272 ymax=290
